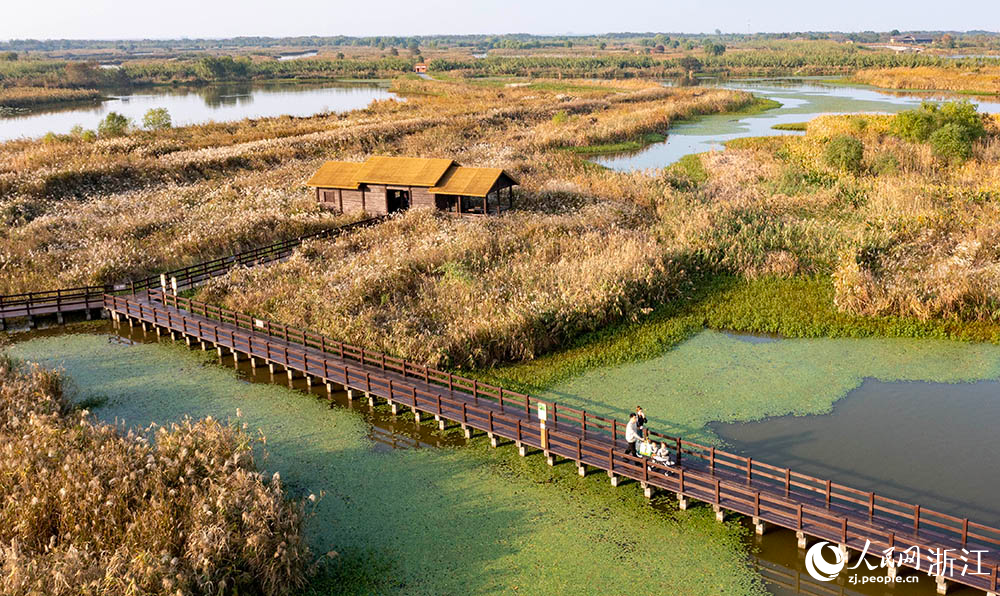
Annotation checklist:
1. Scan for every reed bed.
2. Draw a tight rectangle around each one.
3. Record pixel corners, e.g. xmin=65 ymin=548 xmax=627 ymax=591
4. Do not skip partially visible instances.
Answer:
xmin=854 ymin=66 xmax=1000 ymax=95
xmin=0 ymin=357 xmax=310 ymax=596
xmin=0 ymin=86 xmax=102 ymax=109
xmin=0 ymin=78 xmax=745 ymax=296
xmin=198 ymin=206 xmax=690 ymax=368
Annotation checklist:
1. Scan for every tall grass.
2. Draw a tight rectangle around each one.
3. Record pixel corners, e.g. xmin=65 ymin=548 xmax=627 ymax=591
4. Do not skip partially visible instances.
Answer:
xmin=198 ymin=206 xmax=691 ymax=368
xmin=0 ymin=357 xmax=310 ymax=595
xmin=0 ymin=86 xmax=102 ymax=109
xmin=854 ymin=66 xmax=1000 ymax=94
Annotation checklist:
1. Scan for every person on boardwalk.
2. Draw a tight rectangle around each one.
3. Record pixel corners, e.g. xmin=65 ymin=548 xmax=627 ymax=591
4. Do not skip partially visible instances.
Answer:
xmin=625 ymin=413 xmax=640 ymax=457
xmin=635 ymin=406 xmax=648 ymax=439
xmin=653 ymin=442 xmax=675 ymax=467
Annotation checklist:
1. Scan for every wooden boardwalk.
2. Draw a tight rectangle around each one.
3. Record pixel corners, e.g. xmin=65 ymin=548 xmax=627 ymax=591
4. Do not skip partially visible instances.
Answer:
xmin=0 ymin=217 xmax=382 ymax=329
xmin=106 ymin=289 xmax=1000 ymax=595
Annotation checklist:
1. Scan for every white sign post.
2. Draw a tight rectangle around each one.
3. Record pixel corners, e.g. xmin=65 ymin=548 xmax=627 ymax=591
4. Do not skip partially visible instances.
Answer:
xmin=537 ymin=402 xmax=548 ymax=451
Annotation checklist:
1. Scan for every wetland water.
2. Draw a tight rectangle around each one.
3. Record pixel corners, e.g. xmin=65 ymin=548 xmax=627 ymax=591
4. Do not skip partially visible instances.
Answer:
xmin=2 ymin=323 xmax=984 ymax=595
xmin=2 ymin=324 xmax=760 ymax=595
xmin=592 ymin=78 xmax=1000 ymax=170
xmin=0 ymin=80 xmax=397 ymax=142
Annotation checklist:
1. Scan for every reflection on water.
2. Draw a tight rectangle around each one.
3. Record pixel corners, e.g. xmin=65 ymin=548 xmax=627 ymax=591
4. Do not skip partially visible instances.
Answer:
xmin=0 ymin=81 xmax=397 ymax=142
xmin=593 ymin=77 xmax=1000 ymax=170
xmin=714 ymin=377 xmax=1000 ymax=527
xmin=277 ymin=51 xmax=318 ymax=61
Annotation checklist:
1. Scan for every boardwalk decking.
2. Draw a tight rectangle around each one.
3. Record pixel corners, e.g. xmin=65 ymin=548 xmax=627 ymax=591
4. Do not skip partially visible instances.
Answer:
xmin=0 ymin=217 xmax=382 ymax=329
xmin=105 ymin=289 xmax=1000 ymax=595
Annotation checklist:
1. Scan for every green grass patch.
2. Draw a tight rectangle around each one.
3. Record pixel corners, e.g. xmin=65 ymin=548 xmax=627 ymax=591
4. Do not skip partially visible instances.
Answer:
xmin=669 ymin=153 xmax=709 ymax=184
xmin=771 ymin=122 xmax=808 ymax=131
xmin=567 ymin=132 xmax=666 ymax=155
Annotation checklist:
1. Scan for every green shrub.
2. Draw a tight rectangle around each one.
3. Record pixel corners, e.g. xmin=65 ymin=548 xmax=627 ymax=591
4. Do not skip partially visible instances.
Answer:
xmin=823 ymin=135 xmax=865 ymax=173
xmin=890 ymin=100 xmax=986 ymax=145
xmin=872 ymin=152 xmax=899 ymax=175
xmin=551 ymin=110 xmax=569 ymax=124
xmin=929 ymin=123 xmax=974 ymax=163
xmin=142 ymin=107 xmax=172 ymax=130
xmin=97 ymin=111 xmax=130 ymax=138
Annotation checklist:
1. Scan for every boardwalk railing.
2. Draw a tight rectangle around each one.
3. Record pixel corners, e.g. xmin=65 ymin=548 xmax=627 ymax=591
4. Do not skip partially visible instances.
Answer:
xmin=103 ymin=288 xmax=1000 ymax=594
xmin=0 ymin=217 xmax=383 ymax=324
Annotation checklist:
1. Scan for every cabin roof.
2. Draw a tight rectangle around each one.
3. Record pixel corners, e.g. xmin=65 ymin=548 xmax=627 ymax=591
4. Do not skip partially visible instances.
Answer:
xmin=306 ymin=156 xmax=518 ymax=195
xmin=355 ymin=156 xmax=456 ymax=187
xmin=429 ymin=166 xmax=518 ymax=197
xmin=306 ymin=161 xmax=363 ymax=189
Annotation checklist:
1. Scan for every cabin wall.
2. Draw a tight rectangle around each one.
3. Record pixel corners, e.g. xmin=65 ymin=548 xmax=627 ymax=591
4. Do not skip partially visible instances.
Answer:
xmin=317 ymin=186 xmax=388 ymax=215
xmin=410 ymin=186 xmax=437 ymax=210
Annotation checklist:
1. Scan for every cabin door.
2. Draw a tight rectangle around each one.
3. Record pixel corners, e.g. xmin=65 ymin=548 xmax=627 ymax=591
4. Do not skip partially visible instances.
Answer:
xmin=387 ymin=189 xmax=410 ymax=213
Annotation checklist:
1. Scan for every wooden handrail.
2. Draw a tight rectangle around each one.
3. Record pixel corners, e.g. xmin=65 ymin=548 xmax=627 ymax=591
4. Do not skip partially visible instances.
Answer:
xmin=104 ymin=291 xmax=1000 ymax=592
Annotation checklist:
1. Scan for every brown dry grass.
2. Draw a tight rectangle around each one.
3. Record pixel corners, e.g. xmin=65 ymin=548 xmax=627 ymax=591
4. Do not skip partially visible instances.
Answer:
xmin=198 ymin=206 xmax=692 ymax=368
xmin=0 ymin=86 xmax=103 ymax=109
xmin=854 ymin=66 xmax=1000 ymax=95
xmin=0 ymin=356 xmax=310 ymax=596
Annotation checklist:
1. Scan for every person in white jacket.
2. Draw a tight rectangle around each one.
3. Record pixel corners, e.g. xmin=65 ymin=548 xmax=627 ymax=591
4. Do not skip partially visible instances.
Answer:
xmin=625 ymin=413 xmax=640 ymax=457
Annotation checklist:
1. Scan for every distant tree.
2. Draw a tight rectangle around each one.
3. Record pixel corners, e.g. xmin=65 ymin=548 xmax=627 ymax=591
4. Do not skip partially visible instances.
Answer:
xmin=714 ymin=28 xmax=722 ymax=35
xmin=565 ymin=40 xmax=573 ymax=48
xmin=703 ymin=41 xmax=726 ymax=56
xmin=1 ymin=51 xmax=17 ymax=61
xmin=389 ymin=47 xmax=399 ymax=56
xmin=97 ymin=112 xmax=130 ymax=138
xmin=598 ymin=42 xmax=607 ymax=50
xmin=142 ymin=107 xmax=171 ymax=130
xmin=407 ymin=40 xmax=420 ymax=54
xmin=940 ymin=33 xmax=956 ymax=48
xmin=64 ymin=62 xmax=101 ymax=87
xmin=678 ymin=56 xmax=703 ymax=74
xmin=654 ymin=34 xmax=668 ymax=45
xmin=671 ymin=40 xmax=680 ymax=48
xmin=890 ymin=29 xmax=901 ymax=36
xmin=638 ymin=38 xmax=654 ymax=47
xmin=336 ymin=52 xmax=345 ymax=60
xmin=195 ymin=56 xmax=250 ymax=81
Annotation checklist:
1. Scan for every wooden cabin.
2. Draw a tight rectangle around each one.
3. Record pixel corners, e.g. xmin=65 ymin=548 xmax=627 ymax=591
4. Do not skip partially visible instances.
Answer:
xmin=307 ymin=156 xmax=518 ymax=216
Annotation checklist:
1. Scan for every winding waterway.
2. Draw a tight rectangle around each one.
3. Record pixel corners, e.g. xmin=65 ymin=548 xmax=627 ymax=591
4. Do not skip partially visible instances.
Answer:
xmin=4 ymin=322 xmax=986 ymax=595
xmin=592 ymin=78 xmax=1000 ymax=170
xmin=0 ymin=80 xmax=397 ymax=142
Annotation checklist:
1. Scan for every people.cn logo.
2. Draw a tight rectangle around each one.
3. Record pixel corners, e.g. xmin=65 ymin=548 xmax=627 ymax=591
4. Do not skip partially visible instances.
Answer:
xmin=805 ymin=541 xmax=847 ymax=581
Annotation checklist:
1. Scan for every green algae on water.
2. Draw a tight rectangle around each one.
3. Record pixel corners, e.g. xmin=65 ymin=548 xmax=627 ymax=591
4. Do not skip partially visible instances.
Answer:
xmin=542 ymin=329 xmax=1000 ymax=443
xmin=5 ymin=331 xmax=765 ymax=596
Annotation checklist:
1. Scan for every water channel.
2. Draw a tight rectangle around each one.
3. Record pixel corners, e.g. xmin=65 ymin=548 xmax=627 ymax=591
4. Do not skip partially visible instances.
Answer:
xmin=592 ymin=78 xmax=1000 ymax=170
xmin=0 ymin=80 xmax=397 ymax=142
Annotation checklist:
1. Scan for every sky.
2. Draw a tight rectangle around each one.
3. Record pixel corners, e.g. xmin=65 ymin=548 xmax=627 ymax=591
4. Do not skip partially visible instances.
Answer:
xmin=2 ymin=0 xmax=998 ymax=40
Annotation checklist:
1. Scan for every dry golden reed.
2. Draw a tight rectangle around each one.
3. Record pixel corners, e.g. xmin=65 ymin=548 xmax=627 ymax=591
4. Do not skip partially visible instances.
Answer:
xmin=0 ymin=357 xmax=310 ymax=596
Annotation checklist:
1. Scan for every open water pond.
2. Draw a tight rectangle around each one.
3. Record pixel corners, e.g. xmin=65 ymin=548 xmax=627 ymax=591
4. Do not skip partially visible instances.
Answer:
xmin=592 ymin=78 xmax=1000 ymax=170
xmin=0 ymin=80 xmax=397 ymax=141
xmin=544 ymin=329 xmax=1000 ymax=532
xmin=3 ymin=323 xmax=986 ymax=594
